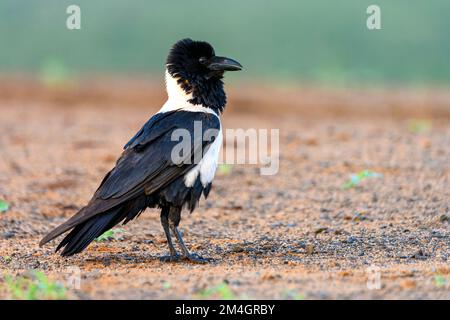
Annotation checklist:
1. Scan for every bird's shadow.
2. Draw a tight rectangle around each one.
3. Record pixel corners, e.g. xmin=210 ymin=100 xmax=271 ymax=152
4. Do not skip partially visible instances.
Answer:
xmin=82 ymin=252 xmax=222 ymax=266
xmin=83 ymin=252 xmax=161 ymax=265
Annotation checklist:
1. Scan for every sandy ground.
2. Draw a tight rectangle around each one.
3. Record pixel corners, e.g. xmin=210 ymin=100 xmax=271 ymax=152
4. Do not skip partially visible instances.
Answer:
xmin=0 ymin=79 xmax=449 ymax=299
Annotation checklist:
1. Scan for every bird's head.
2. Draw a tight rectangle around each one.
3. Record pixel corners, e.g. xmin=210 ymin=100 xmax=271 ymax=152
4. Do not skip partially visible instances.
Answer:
xmin=165 ymin=38 xmax=242 ymax=113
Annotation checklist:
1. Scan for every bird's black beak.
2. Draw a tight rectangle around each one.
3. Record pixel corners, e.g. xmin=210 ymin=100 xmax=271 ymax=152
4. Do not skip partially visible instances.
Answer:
xmin=206 ymin=56 xmax=243 ymax=72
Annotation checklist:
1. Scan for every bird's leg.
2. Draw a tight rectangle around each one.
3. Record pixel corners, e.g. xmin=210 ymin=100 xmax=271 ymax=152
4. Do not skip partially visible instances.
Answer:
xmin=159 ymin=208 xmax=180 ymax=262
xmin=168 ymin=206 xmax=213 ymax=264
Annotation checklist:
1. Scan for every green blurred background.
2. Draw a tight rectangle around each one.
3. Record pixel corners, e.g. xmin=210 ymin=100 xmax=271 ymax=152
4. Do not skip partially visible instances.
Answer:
xmin=0 ymin=0 xmax=449 ymax=85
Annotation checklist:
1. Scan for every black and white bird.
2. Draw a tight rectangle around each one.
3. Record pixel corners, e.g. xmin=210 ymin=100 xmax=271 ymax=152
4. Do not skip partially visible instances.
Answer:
xmin=40 ymin=39 xmax=242 ymax=263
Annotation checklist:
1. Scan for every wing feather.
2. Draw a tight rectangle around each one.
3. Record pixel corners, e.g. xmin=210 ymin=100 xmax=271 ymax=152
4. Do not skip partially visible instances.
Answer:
xmin=40 ymin=111 xmax=220 ymax=246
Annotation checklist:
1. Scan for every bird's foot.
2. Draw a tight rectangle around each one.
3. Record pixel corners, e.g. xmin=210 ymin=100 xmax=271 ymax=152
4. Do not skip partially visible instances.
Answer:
xmin=159 ymin=253 xmax=182 ymax=263
xmin=183 ymin=253 xmax=214 ymax=264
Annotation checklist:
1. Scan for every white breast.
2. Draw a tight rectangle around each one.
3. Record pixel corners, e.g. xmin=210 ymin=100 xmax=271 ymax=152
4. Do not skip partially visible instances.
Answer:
xmin=160 ymin=68 xmax=223 ymax=188
xmin=184 ymin=126 xmax=222 ymax=188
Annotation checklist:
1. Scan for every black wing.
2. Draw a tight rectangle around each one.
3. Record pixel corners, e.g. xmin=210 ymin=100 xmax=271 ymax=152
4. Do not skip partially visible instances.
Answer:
xmin=40 ymin=110 xmax=220 ymax=246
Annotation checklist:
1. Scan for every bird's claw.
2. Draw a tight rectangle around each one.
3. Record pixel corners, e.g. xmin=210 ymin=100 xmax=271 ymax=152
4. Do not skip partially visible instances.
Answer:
xmin=159 ymin=253 xmax=213 ymax=264
xmin=184 ymin=253 xmax=214 ymax=264
xmin=159 ymin=253 xmax=182 ymax=263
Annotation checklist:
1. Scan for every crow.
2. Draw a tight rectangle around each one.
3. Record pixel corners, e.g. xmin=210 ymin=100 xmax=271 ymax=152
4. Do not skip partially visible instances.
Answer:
xmin=40 ymin=39 xmax=242 ymax=263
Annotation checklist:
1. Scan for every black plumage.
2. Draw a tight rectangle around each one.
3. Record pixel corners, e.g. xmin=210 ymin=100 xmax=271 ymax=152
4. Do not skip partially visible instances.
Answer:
xmin=40 ymin=39 xmax=242 ymax=262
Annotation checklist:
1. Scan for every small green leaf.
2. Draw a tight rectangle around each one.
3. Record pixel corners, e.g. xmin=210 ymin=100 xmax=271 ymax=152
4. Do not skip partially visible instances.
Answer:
xmin=215 ymin=282 xmax=234 ymax=300
xmin=0 ymin=200 xmax=9 ymax=212
xmin=197 ymin=281 xmax=236 ymax=299
xmin=342 ymin=170 xmax=382 ymax=189
xmin=95 ymin=228 xmax=125 ymax=242
xmin=408 ymin=119 xmax=432 ymax=134
xmin=434 ymin=275 xmax=448 ymax=287
xmin=4 ymin=271 xmax=67 ymax=300
xmin=162 ymin=282 xmax=171 ymax=289
xmin=218 ymin=164 xmax=233 ymax=175
xmin=95 ymin=230 xmax=114 ymax=242
xmin=282 ymin=289 xmax=305 ymax=300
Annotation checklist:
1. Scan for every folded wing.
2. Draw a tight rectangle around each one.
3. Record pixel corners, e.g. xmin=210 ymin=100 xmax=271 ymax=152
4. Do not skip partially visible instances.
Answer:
xmin=40 ymin=110 xmax=220 ymax=246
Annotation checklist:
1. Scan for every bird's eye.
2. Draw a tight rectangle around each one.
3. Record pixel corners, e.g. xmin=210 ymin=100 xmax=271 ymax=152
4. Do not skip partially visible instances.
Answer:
xmin=199 ymin=57 xmax=207 ymax=65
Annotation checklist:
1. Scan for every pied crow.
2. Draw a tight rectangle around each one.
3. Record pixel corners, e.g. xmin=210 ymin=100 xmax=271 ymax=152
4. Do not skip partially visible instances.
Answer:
xmin=40 ymin=39 xmax=242 ymax=263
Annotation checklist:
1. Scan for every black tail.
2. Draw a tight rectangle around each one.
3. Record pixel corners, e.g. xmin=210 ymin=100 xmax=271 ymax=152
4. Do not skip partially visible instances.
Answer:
xmin=41 ymin=195 xmax=150 ymax=256
xmin=56 ymin=206 xmax=122 ymax=256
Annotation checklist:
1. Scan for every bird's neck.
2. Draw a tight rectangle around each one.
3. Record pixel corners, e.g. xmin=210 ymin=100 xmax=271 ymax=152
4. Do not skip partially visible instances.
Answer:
xmin=165 ymin=70 xmax=226 ymax=114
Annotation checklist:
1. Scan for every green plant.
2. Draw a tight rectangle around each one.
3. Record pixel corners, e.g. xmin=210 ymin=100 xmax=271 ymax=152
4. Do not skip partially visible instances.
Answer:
xmin=343 ymin=170 xmax=381 ymax=189
xmin=408 ymin=119 xmax=432 ymax=134
xmin=217 ymin=164 xmax=233 ymax=176
xmin=94 ymin=228 xmax=125 ymax=242
xmin=434 ymin=275 xmax=449 ymax=288
xmin=3 ymin=271 xmax=67 ymax=300
xmin=282 ymin=289 xmax=305 ymax=300
xmin=0 ymin=200 xmax=9 ymax=213
xmin=197 ymin=281 xmax=236 ymax=300
xmin=162 ymin=281 xmax=171 ymax=290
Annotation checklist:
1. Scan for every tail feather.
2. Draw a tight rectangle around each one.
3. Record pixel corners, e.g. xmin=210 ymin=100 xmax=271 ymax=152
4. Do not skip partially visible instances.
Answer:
xmin=58 ymin=207 xmax=121 ymax=256
xmin=41 ymin=195 xmax=150 ymax=256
